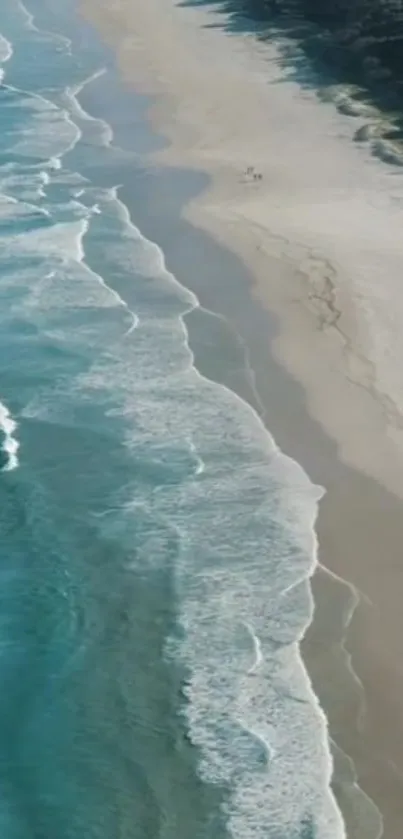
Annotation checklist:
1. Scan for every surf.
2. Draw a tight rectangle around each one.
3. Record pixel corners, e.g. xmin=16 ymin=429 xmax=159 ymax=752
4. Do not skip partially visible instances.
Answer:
xmin=0 ymin=401 xmax=19 ymax=472
xmin=0 ymin=2 xmax=366 ymax=838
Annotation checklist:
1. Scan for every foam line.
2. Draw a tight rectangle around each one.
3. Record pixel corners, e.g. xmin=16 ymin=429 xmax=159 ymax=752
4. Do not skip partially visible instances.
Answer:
xmin=0 ymin=402 xmax=19 ymax=472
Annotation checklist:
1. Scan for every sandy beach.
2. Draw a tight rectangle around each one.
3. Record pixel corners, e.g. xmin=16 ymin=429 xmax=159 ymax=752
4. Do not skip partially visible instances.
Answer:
xmin=79 ymin=1 xmax=403 ymax=835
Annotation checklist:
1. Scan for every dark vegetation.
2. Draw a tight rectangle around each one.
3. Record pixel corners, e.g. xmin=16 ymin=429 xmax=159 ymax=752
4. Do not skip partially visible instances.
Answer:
xmin=180 ymin=0 xmax=403 ymax=126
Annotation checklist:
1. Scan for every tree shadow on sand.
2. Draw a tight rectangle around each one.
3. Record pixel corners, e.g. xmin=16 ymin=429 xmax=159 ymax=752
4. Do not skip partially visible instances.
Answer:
xmin=177 ymin=0 xmax=403 ymax=150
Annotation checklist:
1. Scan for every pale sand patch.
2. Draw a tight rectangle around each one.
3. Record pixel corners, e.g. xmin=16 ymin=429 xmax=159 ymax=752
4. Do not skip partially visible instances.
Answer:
xmin=81 ymin=0 xmax=403 ymax=501
xmin=78 ymin=1 xmax=403 ymax=836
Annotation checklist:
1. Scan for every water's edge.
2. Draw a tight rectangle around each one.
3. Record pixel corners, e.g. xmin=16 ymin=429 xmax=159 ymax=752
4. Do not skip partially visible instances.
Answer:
xmin=0 ymin=0 xmax=385 ymax=835
xmin=73 ymin=40 xmax=382 ymax=839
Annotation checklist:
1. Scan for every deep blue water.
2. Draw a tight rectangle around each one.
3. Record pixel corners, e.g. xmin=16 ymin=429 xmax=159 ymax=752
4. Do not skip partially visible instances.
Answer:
xmin=0 ymin=1 xmax=353 ymax=837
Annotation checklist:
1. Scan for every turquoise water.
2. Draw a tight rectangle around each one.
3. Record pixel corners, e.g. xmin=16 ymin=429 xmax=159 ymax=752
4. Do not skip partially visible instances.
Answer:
xmin=0 ymin=2 xmax=345 ymax=837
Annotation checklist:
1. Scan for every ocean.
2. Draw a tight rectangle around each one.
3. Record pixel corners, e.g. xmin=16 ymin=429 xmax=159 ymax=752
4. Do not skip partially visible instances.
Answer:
xmin=0 ymin=0 xmax=385 ymax=837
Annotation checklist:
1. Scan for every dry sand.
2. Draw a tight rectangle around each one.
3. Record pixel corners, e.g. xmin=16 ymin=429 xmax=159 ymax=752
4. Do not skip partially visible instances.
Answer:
xmin=79 ymin=1 xmax=403 ymax=836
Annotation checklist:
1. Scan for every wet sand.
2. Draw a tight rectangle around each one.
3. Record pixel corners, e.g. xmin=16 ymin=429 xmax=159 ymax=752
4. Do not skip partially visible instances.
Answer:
xmin=79 ymin=1 xmax=403 ymax=836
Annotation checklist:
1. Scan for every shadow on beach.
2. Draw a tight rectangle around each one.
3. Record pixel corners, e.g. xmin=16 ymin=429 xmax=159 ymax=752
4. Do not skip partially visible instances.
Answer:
xmin=179 ymin=0 xmax=403 ymax=154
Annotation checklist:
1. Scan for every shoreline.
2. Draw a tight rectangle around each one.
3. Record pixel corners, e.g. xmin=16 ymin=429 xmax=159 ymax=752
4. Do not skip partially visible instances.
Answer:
xmin=77 ymin=2 xmax=403 ymax=836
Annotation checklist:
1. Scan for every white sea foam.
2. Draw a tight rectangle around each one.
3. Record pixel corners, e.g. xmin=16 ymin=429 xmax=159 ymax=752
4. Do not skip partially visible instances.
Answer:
xmin=9 ymin=154 xmax=343 ymax=835
xmin=0 ymin=32 xmax=13 ymax=64
xmin=0 ymin=32 xmax=331 ymax=832
xmin=244 ymin=622 xmax=263 ymax=674
xmin=0 ymin=194 xmax=51 ymax=229
xmin=4 ymin=84 xmax=81 ymax=161
xmin=49 ymin=157 xmax=62 ymax=171
xmin=2 ymin=199 xmax=138 ymax=336
xmin=0 ymin=69 xmax=134 ymax=337
xmin=59 ymin=188 xmax=347 ymax=839
xmin=17 ymin=0 xmax=73 ymax=55
xmin=0 ymin=8 xmax=354 ymax=831
xmin=0 ymin=402 xmax=19 ymax=472
xmin=37 ymin=171 xmax=49 ymax=198
xmin=107 ymin=185 xmax=198 ymax=309
xmin=187 ymin=438 xmax=205 ymax=475
xmin=62 ymin=69 xmax=115 ymax=148
xmin=0 ymin=32 xmax=11 ymax=83
xmin=0 ymin=170 xmax=51 ymax=204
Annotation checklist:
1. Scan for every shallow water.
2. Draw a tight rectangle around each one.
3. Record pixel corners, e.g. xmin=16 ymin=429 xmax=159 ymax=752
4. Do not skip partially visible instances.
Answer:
xmin=0 ymin=1 xmax=368 ymax=836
